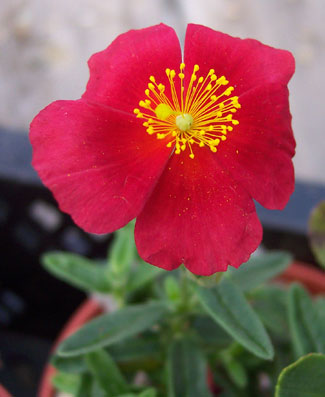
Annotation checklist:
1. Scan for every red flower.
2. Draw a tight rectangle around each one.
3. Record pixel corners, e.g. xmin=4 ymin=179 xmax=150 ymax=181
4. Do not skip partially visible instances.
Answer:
xmin=30 ymin=24 xmax=295 ymax=276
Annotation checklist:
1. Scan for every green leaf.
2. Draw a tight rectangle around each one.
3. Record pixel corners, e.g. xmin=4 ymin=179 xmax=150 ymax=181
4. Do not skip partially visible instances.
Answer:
xmin=76 ymin=374 xmax=93 ymax=397
xmin=85 ymin=349 xmax=129 ymax=396
xmin=308 ymin=201 xmax=325 ymax=268
xmin=42 ymin=251 xmax=110 ymax=293
xmin=196 ymin=278 xmax=273 ymax=359
xmin=226 ymin=251 xmax=292 ymax=292
xmin=219 ymin=352 xmax=247 ymax=389
xmin=138 ymin=389 xmax=157 ymax=397
xmin=110 ymin=221 xmax=137 ymax=275
xmin=315 ymin=297 xmax=325 ymax=325
xmin=116 ymin=389 xmax=157 ymax=397
xmin=251 ymin=285 xmax=289 ymax=338
xmin=57 ymin=302 xmax=168 ymax=357
xmin=52 ymin=371 xmax=80 ymax=394
xmin=192 ymin=315 xmax=232 ymax=348
xmin=164 ymin=276 xmax=181 ymax=303
xmin=109 ymin=336 xmax=161 ymax=364
xmin=288 ymin=284 xmax=325 ymax=357
xmin=167 ymin=338 xmax=212 ymax=397
xmin=275 ymin=353 xmax=325 ymax=397
xmin=128 ymin=261 xmax=164 ymax=293
xmin=51 ymin=353 xmax=87 ymax=373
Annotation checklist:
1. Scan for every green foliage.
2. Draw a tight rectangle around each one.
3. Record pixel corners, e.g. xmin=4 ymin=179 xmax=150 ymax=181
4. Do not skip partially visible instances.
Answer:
xmin=52 ymin=372 xmax=80 ymax=394
xmin=109 ymin=221 xmax=137 ymax=276
xmin=226 ymin=251 xmax=292 ymax=292
xmin=57 ymin=302 xmax=168 ymax=357
xmin=308 ymin=201 xmax=325 ymax=268
xmin=275 ymin=353 xmax=325 ymax=397
xmin=219 ymin=351 xmax=248 ymax=389
xmin=85 ymin=349 xmax=129 ymax=396
xmin=250 ymin=285 xmax=289 ymax=339
xmin=287 ymin=283 xmax=325 ymax=358
xmin=196 ymin=277 xmax=274 ymax=359
xmin=42 ymin=251 xmax=111 ymax=293
xmin=51 ymin=353 xmax=87 ymax=374
xmin=167 ymin=337 xmax=212 ymax=397
xmin=42 ymin=224 xmax=325 ymax=397
xmin=127 ymin=260 xmax=163 ymax=293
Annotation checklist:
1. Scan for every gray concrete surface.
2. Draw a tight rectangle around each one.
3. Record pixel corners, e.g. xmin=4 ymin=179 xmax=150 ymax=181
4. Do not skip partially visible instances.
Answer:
xmin=0 ymin=0 xmax=324 ymax=183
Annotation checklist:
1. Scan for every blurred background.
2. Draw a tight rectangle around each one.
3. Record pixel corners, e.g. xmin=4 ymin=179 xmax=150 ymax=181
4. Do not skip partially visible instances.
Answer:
xmin=0 ymin=0 xmax=324 ymax=395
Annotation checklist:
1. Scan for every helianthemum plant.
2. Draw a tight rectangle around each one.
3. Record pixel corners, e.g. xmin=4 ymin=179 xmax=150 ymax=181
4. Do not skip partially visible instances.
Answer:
xmin=30 ymin=23 xmax=295 ymax=275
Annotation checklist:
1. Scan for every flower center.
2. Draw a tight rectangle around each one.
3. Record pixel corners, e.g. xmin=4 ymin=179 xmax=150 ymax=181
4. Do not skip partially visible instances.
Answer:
xmin=175 ymin=114 xmax=193 ymax=131
xmin=134 ymin=63 xmax=240 ymax=159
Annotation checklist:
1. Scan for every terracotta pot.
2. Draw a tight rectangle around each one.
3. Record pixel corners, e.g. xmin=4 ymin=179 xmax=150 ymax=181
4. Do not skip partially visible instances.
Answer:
xmin=277 ymin=261 xmax=325 ymax=294
xmin=38 ymin=299 xmax=103 ymax=397
xmin=38 ymin=262 xmax=325 ymax=397
xmin=0 ymin=384 xmax=13 ymax=397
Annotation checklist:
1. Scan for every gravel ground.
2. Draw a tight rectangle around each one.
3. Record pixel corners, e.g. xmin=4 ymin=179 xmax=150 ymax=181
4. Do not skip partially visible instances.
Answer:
xmin=0 ymin=0 xmax=324 ymax=183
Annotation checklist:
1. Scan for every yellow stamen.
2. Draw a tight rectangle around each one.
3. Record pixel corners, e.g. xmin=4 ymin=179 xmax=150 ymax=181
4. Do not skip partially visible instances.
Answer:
xmin=135 ymin=63 xmax=240 ymax=159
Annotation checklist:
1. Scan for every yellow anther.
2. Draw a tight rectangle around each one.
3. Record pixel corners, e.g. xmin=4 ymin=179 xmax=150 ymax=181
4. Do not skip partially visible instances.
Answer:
xmin=224 ymin=87 xmax=234 ymax=96
xmin=210 ymin=74 xmax=217 ymax=81
xmin=208 ymin=69 xmax=215 ymax=75
xmin=149 ymin=76 xmax=156 ymax=82
xmin=189 ymin=153 xmax=195 ymax=159
xmin=232 ymin=120 xmax=239 ymax=125
xmin=217 ymin=76 xmax=228 ymax=85
xmin=198 ymin=77 xmax=204 ymax=83
xmin=194 ymin=65 xmax=200 ymax=72
xmin=166 ymin=142 xmax=173 ymax=148
xmin=148 ymin=83 xmax=155 ymax=90
xmin=180 ymin=63 xmax=185 ymax=70
xmin=166 ymin=68 xmax=170 ymax=77
xmin=210 ymin=146 xmax=217 ymax=152
xmin=179 ymin=73 xmax=185 ymax=79
xmin=158 ymin=84 xmax=165 ymax=92
xmin=134 ymin=108 xmax=140 ymax=114
xmin=170 ymin=70 xmax=176 ymax=78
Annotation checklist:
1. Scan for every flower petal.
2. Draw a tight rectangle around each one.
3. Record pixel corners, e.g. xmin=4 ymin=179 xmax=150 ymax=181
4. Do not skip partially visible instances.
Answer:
xmin=217 ymin=83 xmax=295 ymax=209
xmin=83 ymin=24 xmax=182 ymax=113
xmin=30 ymin=100 xmax=172 ymax=233
xmin=184 ymin=24 xmax=295 ymax=95
xmin=135 ymin=149 xmax=262 ymax=276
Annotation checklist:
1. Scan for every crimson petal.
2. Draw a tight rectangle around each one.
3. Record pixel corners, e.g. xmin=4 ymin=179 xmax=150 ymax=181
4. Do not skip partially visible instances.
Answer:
xmin=135 ymin=149 xmax=262 ymax=276
xmin=217 ymin=83 xmax=296 ymax=209
xmin=30 ymin=100 xmax=172 ymax=233
xmin=83 ymin=24 xmax=182 ymax=113
xmin=184 ymin=24 xmax=295 ymax=95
